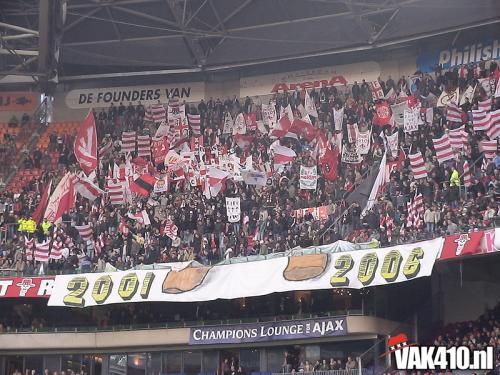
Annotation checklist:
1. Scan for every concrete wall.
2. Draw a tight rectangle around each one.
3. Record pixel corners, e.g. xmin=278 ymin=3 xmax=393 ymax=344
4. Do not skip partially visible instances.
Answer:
xmin=0 ymin=316 xmax=405 ymax=354
xmin=0 ymin=51 xmax=418 ymax=123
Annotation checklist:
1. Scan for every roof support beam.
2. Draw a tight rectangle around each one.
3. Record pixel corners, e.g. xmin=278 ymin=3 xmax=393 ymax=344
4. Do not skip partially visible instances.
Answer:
xmin=0 ymin=21 xmax=38 ymax=35
xmin=0 ymin=48 xmax=38 ymax=56
xmin=369 ymin=8 xmax=399 ymax=44
xmin=167 ymin=0 xmax=206 ymax=66
xmin=211 ymin=0 xmax=252 ymax=31
xmin=1 ymin=33 xmax=38 ymax=41
xmin=64 ymin=8 xmax=101 ymax=32
xmin=112 ymin=6 xmax=180 ymax=29
xmin=184 ymin=0 xmax=208 ymax=28
xmin=37 ymin=0 xmax=50 ymax=77
xmin=105 ymin=7 xmax=122 ymax=41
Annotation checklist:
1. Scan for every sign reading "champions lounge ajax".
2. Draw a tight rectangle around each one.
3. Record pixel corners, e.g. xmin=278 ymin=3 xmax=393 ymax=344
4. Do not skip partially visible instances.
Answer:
xmin=417 ymin=38 xmax=500 ymax=73
xmin=65 ymin=82 xmax=205 ymax=109
xmin=189 ymin=317 xmax=347 ymax=345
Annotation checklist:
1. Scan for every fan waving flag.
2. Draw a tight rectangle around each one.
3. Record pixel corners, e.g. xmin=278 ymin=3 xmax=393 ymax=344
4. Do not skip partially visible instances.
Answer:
xmin=31 ymin=179 xmax=52 ymax=224
xmin=319 ymin=146 xmax=339 ymax=181
xmin=433 ymin=135 xmax=454 ymax=164
xmin=130 ymin=174 xmax=156 ymax=197
xmin=188 ymin=114 xmax=201 ymax=136
xmin=74 ymin=111 xmax=98 ymax=176
xmin=449 ymin=126 xmax=467 ymax=149
xmin=75 ymin=174 xmax=104 ymax=201
xmin=144 ymin=104 xmax=166 ymax=123
xmin=409 ymin=151 xmax=427 ymax=179
xmin=137 ymin=135 xmax=151 ymax=158
xmin=304 ymin=90 xmax=318 ymax=118
xmin=289 ymin=118 xmax=318 ymax=141
xmin=446 ymin=102 xmax=463 ymax=123
xmin=106 ymin=179 xmax=126 ymax=205
xmin=271 ymin=144 xmax=296 ymax=165
xmin=121 ymin=131 xmax=136 ymax=153
xmin=44 ymin=172 xmax=76 ymax=223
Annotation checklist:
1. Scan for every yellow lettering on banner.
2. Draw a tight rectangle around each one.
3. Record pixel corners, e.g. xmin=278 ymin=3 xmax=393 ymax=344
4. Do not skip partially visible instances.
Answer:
xmin=330 ymin=254 xmax=354 ymax=287
xmin=358 ymin=253 xmax=378 ymax=286
xmin=403 ymin=247 xmax=424 ymax=279
xmin=140 ymin=272 xmax=155 ymax=299
xmin=92 ymin=275 xmax=113 ymax=304
xmin=63 ymin=277 xmax=89 ymax=307
xmin=380 ymin=250 xmax=403 ymax=282
xmin=118 ymin=273 xmax=139 ymax=301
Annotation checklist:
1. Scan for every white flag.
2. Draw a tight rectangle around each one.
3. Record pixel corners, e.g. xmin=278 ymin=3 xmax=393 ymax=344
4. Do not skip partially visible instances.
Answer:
xmin=305 ymin=91 xmax=318 ymax=118
xmin=262 ymin=103 xmax=277 ymax=129
xmin=386 ymin=132 xmax=399 ymax=158
xmin=403 ymin=106 xmax=419 ymax=133
xmin=223 ymin=112 xmax=233 ymax=134
xmin=333 ymin=107 xmax=344 ymax=131
xmin=232 ymin=113 xmax=246 ymax=135
xmin=225 ymin=197 xmax=241 ymax=223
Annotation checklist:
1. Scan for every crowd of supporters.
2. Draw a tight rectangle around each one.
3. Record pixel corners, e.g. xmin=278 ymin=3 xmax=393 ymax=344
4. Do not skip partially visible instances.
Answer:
xmin=0 ymin=59 xmax=498 ymax=276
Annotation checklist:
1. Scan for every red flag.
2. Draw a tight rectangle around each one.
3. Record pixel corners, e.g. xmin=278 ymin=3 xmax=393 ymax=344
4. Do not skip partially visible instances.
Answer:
xmin=74 ymin=111 xmax=97 ymax=176
xmin=270 ymin=115 xmax=292 ymax=138
xmin=243 ymin=112 xmax=257 ymax=132
xmin=32 ymin=179 xmax=52 ymax=224
xmin=319 ymin=146 xmax=339 ymax=181
xmin=151 ymin=136 xmax=170 ymax=165
xmin=234 ymin=134 xmax=255 ymax=151
xmin=289 ymin=118 xmax=318 ymax=141
xmin=373 ymin=102 xmax=392 ymax=125
xmin=440 ymin=231 xmax=485 ymax=260
xmin=44 ymin=173 xmax=75 ymax=223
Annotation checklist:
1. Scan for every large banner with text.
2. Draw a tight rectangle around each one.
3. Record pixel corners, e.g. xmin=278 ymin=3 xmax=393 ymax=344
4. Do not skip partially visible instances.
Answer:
xmin=65 ymin=82 xmax=205 ymax=109
xmin=48 ymin=238 xmax=442 ymax=308
xmin=189 ymin=316 xmax=347 ymax=345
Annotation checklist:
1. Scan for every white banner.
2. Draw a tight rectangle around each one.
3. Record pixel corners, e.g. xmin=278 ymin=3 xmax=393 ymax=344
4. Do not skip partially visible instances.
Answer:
xmin=65 ymin=82 xmax=205 ymax=109
xmin=403 ymin=107 xmax=419 ymax=133
xmin=226 ymin=197 xmax=241 ymax=223
xmin=232 ymin=113 xmax=246 ymax=135
xmin=391 ymin=101 xmax=408 ymax=128
xmin=47 ymin=238 xmax=443 ymax=307
xmin=261 ymin=103 xmax=277 ymax=129
xmin=341 ymin=145 xmax=362 ymax=164
xmin=240 ymin=61 xmax=381 ymax=97
xmin=356 ymin=131 xmax=371 ymax=155
xmin=386 ymin=132 xmax=399 ymax=158
xmin=223 ymin=112 xmax=233 ymax=134
xmin=300 ymin=166 xmax=318 ymax=190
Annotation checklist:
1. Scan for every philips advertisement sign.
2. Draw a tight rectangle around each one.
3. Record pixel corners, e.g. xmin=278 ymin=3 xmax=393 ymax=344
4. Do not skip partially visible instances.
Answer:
xmin=189 ymin=316 xmax=347 ymax=345
xmin=417 ymin=39 xmax=500 ymax=72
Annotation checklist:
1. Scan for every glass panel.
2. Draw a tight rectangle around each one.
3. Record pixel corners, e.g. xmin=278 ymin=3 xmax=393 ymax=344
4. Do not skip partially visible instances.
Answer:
xmin=201 ymin=351 xmax=218 ymax=374
xmin=4 ymin=356 xmax=23 ymax=375
xmin=92 ymin=355 xmax=103 ymax=375
xmin=62 ymin=355 xmax=82 ymax=374
xmin=147 ymin=353 xmax=162 ymax=375
xmin=127 ymin=354 xmax=146 ymax=375
xmin=239 ymin=349 xmax=260 ymax=373
xmin=25 ymin=356 xmax=44 ymax=375
xmin=82 ymin=355 xmax=92 ymax=375
xmin=44 ymin=356 xmax=60 ymax=374
xmin=109 ymin=355 xmax=127 ymax=375
xmin=162 ymin=352 xmax=181 ymax=374
xmin=183 ymin=352 xmax=201 ymax=375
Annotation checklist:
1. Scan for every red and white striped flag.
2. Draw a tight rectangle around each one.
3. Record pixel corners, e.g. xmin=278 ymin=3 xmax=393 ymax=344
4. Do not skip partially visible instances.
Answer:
xmin=448 ymin=126 xmax=467 ymax=149
xmin=445 ymin=102 xmax=463 ymax=123
xmin=75 ymin=175 xmax=104 ymax=201
xmin=106 ymin=179 xmax=126 ymax=205
xmin=477 ymin=98 xmax=492 ymax=112
xmin=75 ymin=224 xmax=93 ymax=242
xmin=188 ymin=114 xmax=201 ymax=136
xmin=463 ymin=160 xmax=472 ymax=187
xmin=409 ymin=151 xmax=427 ymax=179
xmin=472 ymin=110 xmax=491 ymax=132
xmin=137 ymin=135 xmax=151 ymax=158
xmin=432 ymin=134 xmax=454 ymax=164
xmin=144 ymin=104 xmax=166 ymax=123
xmin=487 ymin=121 xmax=500 ymax=140
xmin=121 ymin=131 xmax=136 ymax=153
xmin=480 ymin=140 xmax=498 ymax=160
xmin=414 ymin=193 xmax=424 ymax=216
xmin=50 ymin=240 xmax=64 ymax=260
xmin=27 ymin=241 xmax=50 ymax=262
xmin=271 ymin=144 xmax=296 ymax=165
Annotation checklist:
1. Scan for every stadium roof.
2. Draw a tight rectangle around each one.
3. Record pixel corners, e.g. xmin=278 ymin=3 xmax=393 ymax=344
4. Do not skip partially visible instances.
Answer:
xmin=1 ymin=0 xmax=499 ymax=81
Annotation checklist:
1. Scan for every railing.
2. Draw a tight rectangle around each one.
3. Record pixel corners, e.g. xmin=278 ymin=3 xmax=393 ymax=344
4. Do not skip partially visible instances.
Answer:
xmin=272 ymin=370 xmax=368 ymax=375
xmin=0 ymin=310 xmax=364 ymax=335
